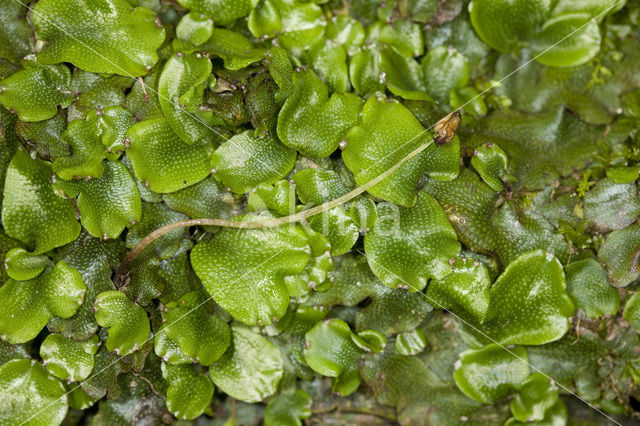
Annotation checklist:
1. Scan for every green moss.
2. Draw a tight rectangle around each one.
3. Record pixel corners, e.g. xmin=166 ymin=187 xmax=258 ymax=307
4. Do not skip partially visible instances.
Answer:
xmin=1 ymin=1 xmax=640 ymax=424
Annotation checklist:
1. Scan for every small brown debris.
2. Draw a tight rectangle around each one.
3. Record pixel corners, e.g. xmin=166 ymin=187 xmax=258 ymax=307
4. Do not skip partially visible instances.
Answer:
xmin=433 ymin=111 xmax=461 ymax=146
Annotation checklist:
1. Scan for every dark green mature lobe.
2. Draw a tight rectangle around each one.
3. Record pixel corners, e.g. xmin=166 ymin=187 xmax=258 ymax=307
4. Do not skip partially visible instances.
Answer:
xmin=0 ymin=3 xmax=32 ymax=64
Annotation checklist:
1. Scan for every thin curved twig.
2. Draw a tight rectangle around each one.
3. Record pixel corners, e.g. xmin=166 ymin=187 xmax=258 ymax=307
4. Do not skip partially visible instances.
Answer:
xmin=115 ymin=134 xmax=434 ymax=280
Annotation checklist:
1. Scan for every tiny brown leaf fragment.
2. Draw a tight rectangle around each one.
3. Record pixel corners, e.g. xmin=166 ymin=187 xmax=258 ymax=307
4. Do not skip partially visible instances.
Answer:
xmin=434 ymin=111 xmax=461 ymax=146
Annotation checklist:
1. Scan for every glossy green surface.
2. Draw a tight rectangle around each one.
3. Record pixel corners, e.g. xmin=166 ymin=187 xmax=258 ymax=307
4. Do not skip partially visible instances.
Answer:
xmin=510 ymin=373 xmax=559 ymax=422
xmin=0 ymin=3 xmax=32 ymax=64
xmin=126 ymin=118 xmax=213 ymax=193
xmin=343 ymin=97 xmax=433 ymax=207
xmin=177 ymin=0 xmax=255 ymax=24
xmin=470 ymin=142 xmax=510 ymax=191
xmin=54 ymin=161 xmax=141 ymax=239
xmin=209 ymin=325 xmax=283 ymax=403
xmin=161 ymin=291 xmax=230 ymax=365
xmin=304 ymin=318 xmax=381 ymax=396
xmin=93 ymin=291 xmax=150 ymax=355
xmin=565 ymin=258 xmax=620 ymax=318
xmin=40 ymin=334 xmax=99 ymax=382
xmin=583 ymin=178 xmax=640 ymax=232
xmin=425 ymin=257 xmax=491 ymax=323
xmin=532 ymin=13 xmax=601 ymax=67
xmin=176 ymin=13 xmax=214 ymax=46
xmin=470 ymin=0 xmax=553 ymax=53
xmin=481 ymin=250 xmax=575 ymax=345
xmin=0 ymin=0 xmax=639 ymax=423
xmin=210 ymin=130 xmax=296 ymax=194
xmin=394 ymin=329 xmax=427 ymax=356
xmin=623 ymin=291 xmax=640 ymax=333
xmin=0 ymin=261 xmax=85 ymax=343
xmin=454 ymin=344 xmax=530 ymax=404
xmin=422 ymin=46 xmax=469 ymax=102
xmin=162 ymin=363 xmax=214 ymax=420
xmin=277 ymin=69 xmax=361 ymax=158
xmin=33 ymin=0 xmax=165 ymax=76
xmin=201 ymin=28 xmax=267 ymax=71
xmin=598 ymin=224 xmax=640 ymax=287
xmin=0 ymin=63 xmax=73 ymax=122
xmin=365 ymin=191 xmax=460 ymax=290
xmin=192 ymin=219 xmax=310 ymax=325
xmin=4 ymin=247 xmax=48 ymax=281
xmin=0 ymin=359 xmax=68 ymax=425
xmin=158 ymin=53 xmax=213 ymax=145
xmin=52 ymin=117 xmax=106 ymax=179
